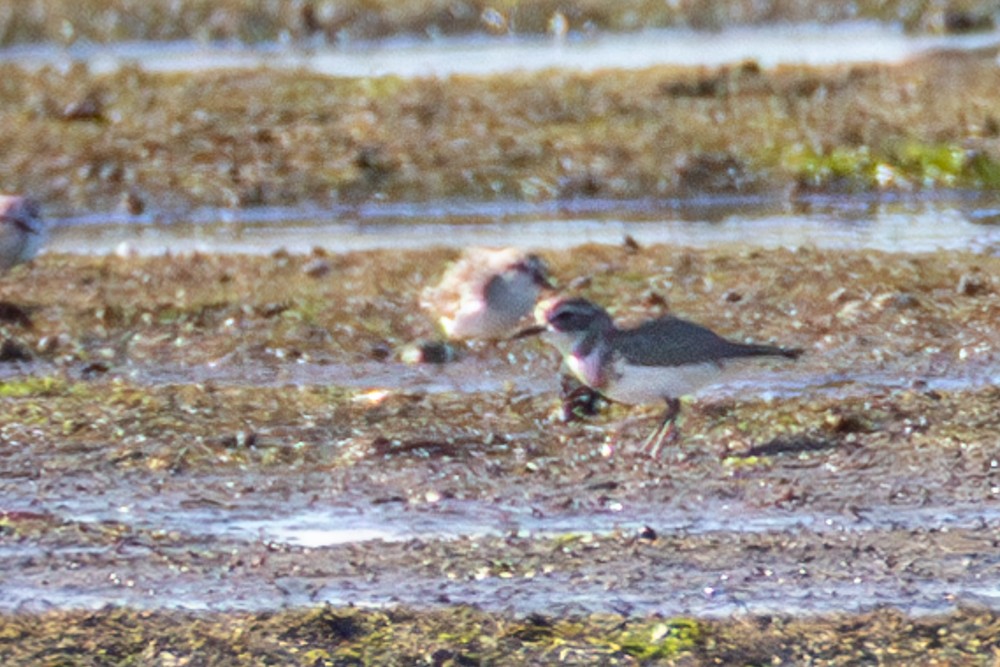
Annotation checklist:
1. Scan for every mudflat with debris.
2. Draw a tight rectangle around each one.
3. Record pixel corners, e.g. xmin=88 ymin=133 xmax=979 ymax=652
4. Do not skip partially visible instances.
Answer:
xmin=4 ymin=0 xmax=1000 ymax=660
xmin=0 ymin=242 xmax=998 ymax=664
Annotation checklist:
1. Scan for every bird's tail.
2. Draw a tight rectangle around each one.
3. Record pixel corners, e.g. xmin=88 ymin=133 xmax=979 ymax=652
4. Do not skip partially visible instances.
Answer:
xmin=733 ymin=342 xmax=803 ymax=360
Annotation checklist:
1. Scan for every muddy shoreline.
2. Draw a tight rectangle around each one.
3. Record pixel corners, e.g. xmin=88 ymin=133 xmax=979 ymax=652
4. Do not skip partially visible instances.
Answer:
xmin=6 ymin=45 xmax=1000 ymax=216
xmin=2 ymin=605 xmax=996 ymax=665
xmin=2 ymin=0 xmax=996 ymax=47
xmin=1 ymin=244 xmax=998 ymax=663
xmin=4 ymin=4 xmax=1000 ymax=660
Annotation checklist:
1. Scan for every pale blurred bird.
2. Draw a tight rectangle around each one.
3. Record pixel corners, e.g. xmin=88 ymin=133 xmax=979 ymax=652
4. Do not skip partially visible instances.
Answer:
xmin=421 ymin=248 xmax=554 ymax=340
xmin=517 ymin=297 xmax=802 ymax=457
xmin=0 ymin=195 xmax=46 ymax=272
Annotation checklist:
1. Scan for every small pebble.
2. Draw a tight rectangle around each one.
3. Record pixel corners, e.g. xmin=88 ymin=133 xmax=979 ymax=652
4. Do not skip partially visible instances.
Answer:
xmin=398 ymin=340 xmax=463 ymax=364
xmin=957 ymin=272 xmax=988 ymax=296
xmin=302 ymin=258 xmax=332 ymax=278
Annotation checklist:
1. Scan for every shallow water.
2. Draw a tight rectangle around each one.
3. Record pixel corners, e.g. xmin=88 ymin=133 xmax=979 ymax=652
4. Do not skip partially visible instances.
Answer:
xmin=4 ymin=23 xmax=1000 ymax=77
xmin=3 ymin=483 xmax=999 ymax=616
xmin=48 ymin=195 xmax=1000 ymax=257
xmin=117 ymin=356 xmax=1000 ymax=401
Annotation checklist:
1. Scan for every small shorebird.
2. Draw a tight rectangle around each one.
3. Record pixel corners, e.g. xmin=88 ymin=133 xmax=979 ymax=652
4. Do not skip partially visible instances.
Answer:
xmin=421 ymin=248 xmax=554 ymax=340
xmin=517 ymin=297 xmax=802 ymax=457
xmin=0 ymin=195 xmax=46 ymax=272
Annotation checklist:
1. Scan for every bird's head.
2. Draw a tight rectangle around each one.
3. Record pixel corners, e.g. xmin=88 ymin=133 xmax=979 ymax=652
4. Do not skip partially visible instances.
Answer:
xmin=511 ymin=253 xmax=557 ymax=290
xmin=538 ymin=297 xmax=613 ymax=334
xmin=512 ymin=297 xmax=614 ymax=352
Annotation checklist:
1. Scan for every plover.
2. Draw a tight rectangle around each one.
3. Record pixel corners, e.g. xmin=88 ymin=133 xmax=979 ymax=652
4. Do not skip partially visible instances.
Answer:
xmin=421 ymin=248 xmax=554 ymax=340
xmin=518 ymin=297 xmax=802 ymax=456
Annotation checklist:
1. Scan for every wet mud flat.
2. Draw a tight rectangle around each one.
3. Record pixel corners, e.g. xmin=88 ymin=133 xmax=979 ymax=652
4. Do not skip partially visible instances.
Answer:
xmin=1 ymin=0 xmax=995 ymax=47
xmin=0 ymin=243 xmax=998 ymax=663
xmin=7 ymin=45 xmax=1000 ymax=216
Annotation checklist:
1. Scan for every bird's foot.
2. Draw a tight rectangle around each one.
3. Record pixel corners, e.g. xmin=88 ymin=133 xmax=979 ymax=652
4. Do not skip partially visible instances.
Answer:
xmin=559 ymin=376 xmax=602 ymax=422
xmin=0 ymin=301 xmax=33 ymax=328
xmin=639 ymin=420 xmax=679 ymax=459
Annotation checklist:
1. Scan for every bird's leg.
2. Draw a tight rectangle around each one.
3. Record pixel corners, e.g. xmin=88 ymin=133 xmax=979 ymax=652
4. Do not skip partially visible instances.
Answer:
xmin=0 ymin=301 xmax=33 ymax=328
xmin=640 ymin=397 xmax=682 ymax=458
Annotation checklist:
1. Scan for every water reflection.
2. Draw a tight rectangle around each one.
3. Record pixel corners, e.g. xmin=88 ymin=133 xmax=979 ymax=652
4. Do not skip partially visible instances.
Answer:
xmin=47 ymin=196 xmax=1000 ymax=256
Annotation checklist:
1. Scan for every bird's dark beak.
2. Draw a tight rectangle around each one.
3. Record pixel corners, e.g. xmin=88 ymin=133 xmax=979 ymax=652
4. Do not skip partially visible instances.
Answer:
xmin=511 ymin=324 xmax=547 ymax=340
xmin=528 ymin=270 xmax=557 ymax=291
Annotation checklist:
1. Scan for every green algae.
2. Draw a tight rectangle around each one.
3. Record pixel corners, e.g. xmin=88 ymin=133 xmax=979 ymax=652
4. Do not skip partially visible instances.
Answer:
xmin=0 ymin=375 xmax=69 ymax=398
xmin=1 ymin=606 xmax=997 ymax=666
xmin=782 ymin=139 xmax=1000 ymax=190
xmin=783 ymin=144 xmax=876 ymax=190
xmin=612 ymin=618 xmax=703 ymax=660
xmin=722 ymin=453 xmax=773 ymax=470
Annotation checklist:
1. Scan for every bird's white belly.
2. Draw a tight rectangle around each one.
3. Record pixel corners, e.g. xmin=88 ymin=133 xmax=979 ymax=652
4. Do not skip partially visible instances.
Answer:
xmin=603 ymin=361 xmax=726 ymax=405
xmin=442 ymin=276 xmax=538 ymax=339
xmin=444 ymin=294 xmax=533 ymax=338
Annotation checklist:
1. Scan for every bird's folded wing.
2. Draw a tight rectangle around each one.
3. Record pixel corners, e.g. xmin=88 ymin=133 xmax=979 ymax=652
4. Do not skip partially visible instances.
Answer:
xmin=612 ymin=317 xmax=767 ymax=367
